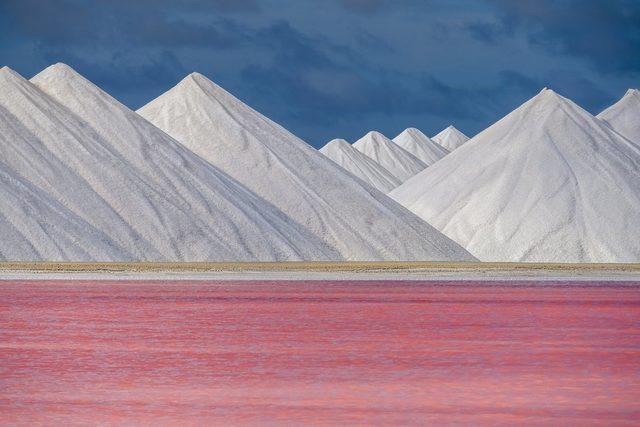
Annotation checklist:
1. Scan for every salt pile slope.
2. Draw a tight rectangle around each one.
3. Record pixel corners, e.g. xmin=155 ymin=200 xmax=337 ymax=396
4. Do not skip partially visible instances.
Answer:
xmin=29 ymin=63 xmax=337 ymax=261
xmin=392 ymin=128 xmax=449 ymax=166
xmin=139 ymin=73 xmax=475 ymax=261
xmin=320 ymin=139 xmax=401 ymax=193
xmin=391 ymin=88 xmax=640 ymax=262
xmin=0 ymin=163 xmax=127 ymax=261
xmin=432 ymin=125 xmax=470 ymax=151
xmin=2 ymin=64 xmax=336 ymax=262
xmin=597 ymin=89 xmax=640 ymax=142
xmin=353 ymin=131 xmax=427 ymax=182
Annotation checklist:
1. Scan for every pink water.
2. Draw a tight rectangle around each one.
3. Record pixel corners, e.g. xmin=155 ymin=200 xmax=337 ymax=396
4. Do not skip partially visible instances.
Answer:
xmin=1 ymin=280 xmax=639 ymax=426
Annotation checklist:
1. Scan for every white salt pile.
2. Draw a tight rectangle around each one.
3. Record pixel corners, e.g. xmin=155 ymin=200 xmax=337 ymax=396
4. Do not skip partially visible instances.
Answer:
xmin=320 ymin=138 xmax=401 ymax=193
xmin=391 ymin=88 xmax=640 ymax=262
xmin=432 ymin=125 xmax=470 ymax=151
xmin=139 ymin=73 xmax=475 ymax=261
xmin=597 ymin=89 xmax=640 ymax=143
xmin=0 ymin=64 xmax=339 ymax=261
xmin=392 ymin=128 xmax=449 ymax=166
xmin=353 ymin=131 xmax=427 ymax=182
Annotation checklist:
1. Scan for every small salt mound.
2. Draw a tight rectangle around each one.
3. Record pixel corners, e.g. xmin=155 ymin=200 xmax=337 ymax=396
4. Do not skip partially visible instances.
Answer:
xmin=597 ymin=89 xmax=640 ymax=143
xmin=320 ymin=138 xmax=401 ymax=193
xmin=391 ymin=88 xmax=640 ymax=262
xmin=353 ymin=131 xmax=427 ymax=182
xmin=392 ymin=128 xmax=449 ymax=166
xmin=432 ymin=125 xmax=470 ymax=151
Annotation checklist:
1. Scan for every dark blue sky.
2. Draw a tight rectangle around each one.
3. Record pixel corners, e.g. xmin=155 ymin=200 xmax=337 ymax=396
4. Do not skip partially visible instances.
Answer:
xmin=1 ymin=0 xmax=638 ymax=147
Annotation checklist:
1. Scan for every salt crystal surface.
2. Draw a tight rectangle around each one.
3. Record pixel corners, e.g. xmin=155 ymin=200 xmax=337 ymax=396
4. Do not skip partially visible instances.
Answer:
xmin=0 ymin=64 xmax=337 ymax=261
xmin=392 ymin=127 xmax=449 ymax=166
xmin=597 ymin=89 xmax=640 ymax=143
xmin=320 ymin=138 xmax=400 ymax=193
xmin=391 ymin=88 xmax=640 ymax=262
xmin=432 ymin=125 xmax=470 ymax=151
xmin=353 ymin=131 xmax=427 ymax=182
xmin=139 ymin=73 xmax=475 ymax=261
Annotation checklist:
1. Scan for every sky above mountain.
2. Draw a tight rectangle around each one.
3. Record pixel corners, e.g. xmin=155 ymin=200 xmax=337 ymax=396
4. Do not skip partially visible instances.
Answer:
xmin=1 ymin=0 xmax=638 ymax=147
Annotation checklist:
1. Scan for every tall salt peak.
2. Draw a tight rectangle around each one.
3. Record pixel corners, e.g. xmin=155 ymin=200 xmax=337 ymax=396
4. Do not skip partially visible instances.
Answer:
xmin=23 ymin=63 xmax=342 ymax=261
xmin=320 ymin=138 xmax=401 ymax=193
xmin=353 ymin=131 xmax=427 ymax=182
xmin=392 ymin=127 xmax=449 ymax=166
xmin=390 ymin=87 xmax=640 ymax=263
xmin=0 ymin=66 xmax=132 ymax=260
xmin=139 ymin=71 xmax=475 ymax=261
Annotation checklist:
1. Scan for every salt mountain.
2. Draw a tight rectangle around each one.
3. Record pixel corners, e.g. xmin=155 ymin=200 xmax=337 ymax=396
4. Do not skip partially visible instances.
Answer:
xmin=597 ymin=89 xmax=640 ymax=143
xmin=353 ymin=131 xmax=427 ymax=182
xmin=432 ymin=125 xmax=470 ymax=151
xmin=391 ymin=88 xmax=640 ymax=263
xmin=392 ymin=128 xmax=449 ymax=166
xmin=0 ymin=64 xmax=339 ymax=261
xmin=320 ymin=138 xmax=401 ymax=193
xmin=139 ymin=73 xmax=474 ymax=261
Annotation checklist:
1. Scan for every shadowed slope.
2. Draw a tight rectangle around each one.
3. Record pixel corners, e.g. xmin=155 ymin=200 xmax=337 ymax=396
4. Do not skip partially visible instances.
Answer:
xmin=27 ymin=63 xmax=340 ymax=261
xmin=0 ymin=163 xmax=128 ymax=261
xmin=393 ymin=128 xmax=449 ymax=166
xmin=353 ymin=131 xmax=427 ymax=182
xmin=320 ymin=138 xmax=400 ymax=193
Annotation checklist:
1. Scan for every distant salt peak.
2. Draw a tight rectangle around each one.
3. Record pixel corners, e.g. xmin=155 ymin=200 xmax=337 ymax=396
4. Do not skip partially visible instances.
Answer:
xmin=324 ymin=138 xmax=351 ymax=148
xmin=624 ymin=88 xmax=639 ymax=97
xmin=432 ymin=125 xmax=470 ymax=151
xmin=392 ymin=127 xmax=449 ymax=166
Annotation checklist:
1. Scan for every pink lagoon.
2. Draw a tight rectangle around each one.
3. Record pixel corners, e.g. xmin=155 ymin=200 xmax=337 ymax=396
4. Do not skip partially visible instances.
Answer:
xmin=2 ymin=279 xmax=639 ymax=425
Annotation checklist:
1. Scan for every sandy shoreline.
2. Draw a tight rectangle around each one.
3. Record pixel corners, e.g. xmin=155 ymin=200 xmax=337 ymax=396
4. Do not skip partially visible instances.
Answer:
xmin=1 ymin=262 xmax=640 ymax=281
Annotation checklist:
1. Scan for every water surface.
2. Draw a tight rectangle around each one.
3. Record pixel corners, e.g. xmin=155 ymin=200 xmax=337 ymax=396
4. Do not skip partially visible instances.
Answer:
xmin=1 ymin=280 xmax=639 ymax=425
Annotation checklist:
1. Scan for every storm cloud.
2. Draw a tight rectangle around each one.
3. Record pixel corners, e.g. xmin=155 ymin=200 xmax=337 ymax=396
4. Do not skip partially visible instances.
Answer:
xmin=0 ymin=0 xmax=637 ymax=146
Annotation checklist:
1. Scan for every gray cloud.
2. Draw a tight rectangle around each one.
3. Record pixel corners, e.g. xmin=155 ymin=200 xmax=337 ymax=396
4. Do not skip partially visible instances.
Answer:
xmin=0 ymin=0 xmax=634 ymax=146
xmin=480 ymin=0 xmax=640 ymax=75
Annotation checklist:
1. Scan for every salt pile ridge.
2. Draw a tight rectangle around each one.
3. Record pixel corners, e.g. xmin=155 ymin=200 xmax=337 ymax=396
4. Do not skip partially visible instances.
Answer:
xmin=320 ymin=138 xmax=401 ymax=193
xmin=392 ymin=128 xmax=449 ymax=166
xmin=597 ymin=89 xmax=640 ymax=142
xmin=391 ymin=88 xmax=640 ymax=262
xmin=353 ymin=131 xmax=427 ymax=182
xmin=139 ymin=73 xmax=475 ymax=261
xmin=432 ymin=125 xmax=470 ymax=151
xmin=0 ymin=64 xmax=338 ymax=261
